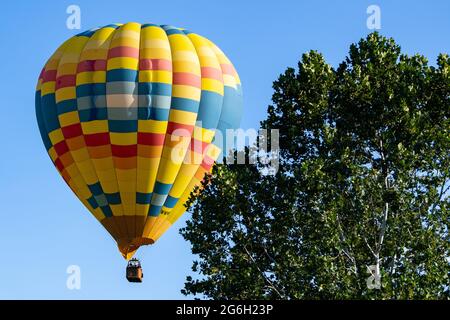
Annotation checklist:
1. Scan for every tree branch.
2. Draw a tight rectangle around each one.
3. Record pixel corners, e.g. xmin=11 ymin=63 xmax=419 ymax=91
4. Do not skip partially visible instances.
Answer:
xmin=363 ymin=236 xmax=377 ymax=259
xmin=235 ymin=215 xmax=287 ymax=299
xmin=242 ymin=244 xmax=287 ymax=299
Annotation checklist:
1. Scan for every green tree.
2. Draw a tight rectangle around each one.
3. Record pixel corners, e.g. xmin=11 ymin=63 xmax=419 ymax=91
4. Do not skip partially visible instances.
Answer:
xmin=180 ymin=33 xmax=450 ymax=299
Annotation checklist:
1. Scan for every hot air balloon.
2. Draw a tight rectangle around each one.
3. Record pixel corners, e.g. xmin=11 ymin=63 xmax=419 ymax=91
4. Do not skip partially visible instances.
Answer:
xmin=35 ymin=22 xmax=243 ymax=281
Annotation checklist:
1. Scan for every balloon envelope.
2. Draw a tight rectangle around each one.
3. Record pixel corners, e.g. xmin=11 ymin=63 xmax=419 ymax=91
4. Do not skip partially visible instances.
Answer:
xmin=35 ymin=23 xmax=243 ymax=259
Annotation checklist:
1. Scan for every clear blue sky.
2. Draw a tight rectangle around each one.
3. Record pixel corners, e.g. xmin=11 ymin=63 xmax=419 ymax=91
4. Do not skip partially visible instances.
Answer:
xmin=0 ymin=0 xmax=448 ymax=299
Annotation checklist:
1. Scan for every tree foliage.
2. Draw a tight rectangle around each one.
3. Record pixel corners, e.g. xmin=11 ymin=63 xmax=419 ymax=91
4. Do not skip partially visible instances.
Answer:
xmin=180 ymin=33 xmax=450 ymax=299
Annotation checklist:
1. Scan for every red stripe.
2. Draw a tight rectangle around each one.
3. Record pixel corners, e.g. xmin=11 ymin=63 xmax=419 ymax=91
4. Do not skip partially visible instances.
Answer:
xmin=220 ymin=64 xmax=235 ymax=75
xmin=77 ymin=59 xmax=107 ymax=72
xmin=139 ymin=59 xmax=172 ymax=71
xmin=166 ymin=122 xmax=194 ymax=136
xmin=54 ymin=140 xmax=69 ymax=156
xmin=42 ymin=70 xmax=57 ymax=83
xmin=62 ymin=174 xmax=70 ymax=185
xmin=54 ymin=158 xmax=65 ymax=172
xmin=84 ymin=133 xmax=110 ymax=146
xmin=61 ymin=123 xmax=83 ymax=139
xmin=190 ymin=139 xmax=209 ymax=154
xmin=201 ymin=156 xmax=215 ymax=171
xmin=108 ymin=46 xmax=139 ymax=59
xmin=39 ymin=68 xmax=45 ymax=80
xmin=201 ymin=67 xmax=223 ymax=81
xmin=137 ymin=132 xmax=165 ymax=146
xmin=111 ymin=144 xmax=137 ymax=158
xmin=56 ymin=75 xmax=76 ymax=89
xmin=173 ymin=72 xmax=201 ymax=87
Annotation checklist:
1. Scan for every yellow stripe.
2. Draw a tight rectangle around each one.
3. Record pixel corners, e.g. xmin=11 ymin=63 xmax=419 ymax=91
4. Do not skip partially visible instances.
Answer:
xmin=45 ymin=59 xmax=61 ymax=70
xmin=140 ymin=48 xmax=171 ymax=59
xmin=85 ymin=27 xmax=116 ymax=44
xmin=58 ymin=111 xmax=79 ymax=127
xmin=72 ymin=149 xmax=90 ymax=162
xmin=116 ymin=24 xmax=141 ymax=35
xmin=173 ymin=60 xmax=200 ymax=73
xmin=55 ymin=87 xmax=76 ymax=102
xmin=172 ymin=85 xmax=201 ymax=100
xmin=155 ymin=160 xmax=181 ymax=183
xmin=91 ymin=157 xmax=114 ymax=170
xmin=170 ymin=165 xmax=198 ymax=195
xmin=197 ymin=47 xmax=217 ymax=58
xmin=138 ymin=70 xmax=172 ymax=83
xmin=81 ymin=47 xmax=109 ymax=59
xmin=35 ymin=79 xmax=42 ymax=91
xmin=48 ymin=129 xmax=64 ymax=144
xmin=91 ymin=207 xmax=106 ymax=221
xmin=202 ymin=78 xmax=223 ymax=94
xmin=136 ymin=172 xmax=156 ymax=193
xmin=48 ymin=147 xmax=58 ymax=162
xmin=110 ymin=204 xmax=124 ymax=216
xmin=168 ymin=109 xmax=198 ymax=124
xmin=110 ymin=132 xmax=137 ymax=145
xmin=137 ymin=157 xmax=160 ymax=172
xmin=138 ymin=120 xmax=168 ymax=133
xmin=110 ymin=37 xmax=139 ymax=48
xmin=107 ymin=57 xmax=139 ymax=70
xmin=76 ymin=71 xmax=95 ymax=85
xmin=135 ymin=204 xmax=148 ymax=216
xmin=169 ymin=34 xmax=196 ymax=50
xmin=81 ymin=120 xmax=109 ymax=134
xmin=141 ymin=38 xmax=170 ymax=50
xmin=96 ymin=168 xmax=118 ymax=183
xmin=223 ymin=74 xmax=237 ymax=88
xmin=92 ymin=72 xmax=106 ymax=83
xmin=55 ymin=63 xmax=78 ymax=75
xmin=41 ymin=82 xmax=56 ymax=96
xmin=116 ymin=168 xmax=136 ymax=181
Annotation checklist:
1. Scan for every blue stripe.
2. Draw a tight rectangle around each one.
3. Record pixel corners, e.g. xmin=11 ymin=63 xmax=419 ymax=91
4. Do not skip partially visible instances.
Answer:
xmin=214 ymin=86 xmax=243 ymax=163
xmin=149 ymin=205 xmax=162 ymax=216
xmin=164 ymin=195 xmax=179 ymax=209
xmin=79 ymin=108 xmax=107 ymax=122
xmin=217 ymin=86 xmax=243 ymax=133
xmin=57 ymin=99 xmax=78 ymax=114
xmin=137 ymin=107 xmax=150 ymax=120
xmin=102 ymin=24 xmax=121 ymax=30
xmin=35 ymin=91 xmax=53 ymax=150
xmin=152 ymin=107 xmax=170 ymax=121
xmin=150 ymin=107 xmax=170 ymax=121
xmin=88 ymin=182 xmax=103 ymax=196
xmin=165 ymin=28 xmax=184 ymax=36
xmin=160 ymin=25 xmax=176 ymax=30
xmin=77 ymin=83 xmax=106 ymax=97
xmin=138 ymin=106 xmax=170 ymax=121
xmin=87 ymin=196 xmax=99 ymax=209
xmin=138 ymin=82 xmax=172 ymax=96
xmin=153 ymin=182 xmax=172 ymax=195
xmin=76 ymin=29 xmax=97 ymax=37
xmin=142 ymin=23 xmax=159 ymax=28
xmin=161 ymin=25 xmax=183 ymax=36
xmin=41 ymin=94 xmax=60 ymax=132
xmin=75 ymin=84 xmax=92 ymax=97
xmin=136 ymin=192 xmax=152 ymax=204
xmin=196 ymin=91 xmax=224 ymax=129
xmin=107 ymin=69 xmax=138 ymax=82
xmin=100 ymin=206 xmax=113 ymax=217
xmin=108 ymin=120 xmax=137 ymax=132
xmin=105 ymin=192 xmax=121 ymax=205
xmin=171 ymin=97 xmax=199 ymax=113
